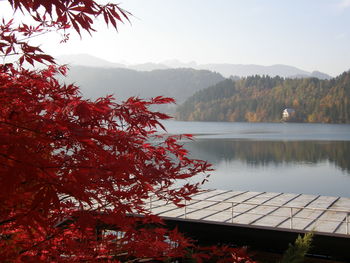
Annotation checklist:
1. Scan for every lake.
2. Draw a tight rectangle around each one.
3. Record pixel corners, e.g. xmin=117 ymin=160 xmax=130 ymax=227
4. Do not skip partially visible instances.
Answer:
xmin=161 ymin=121 xmax=350 ymax=197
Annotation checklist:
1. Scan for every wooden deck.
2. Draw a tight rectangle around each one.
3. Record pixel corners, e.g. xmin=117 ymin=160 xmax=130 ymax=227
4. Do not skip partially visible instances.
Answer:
xmin=148 ymin=189 xmax=350 ymax=237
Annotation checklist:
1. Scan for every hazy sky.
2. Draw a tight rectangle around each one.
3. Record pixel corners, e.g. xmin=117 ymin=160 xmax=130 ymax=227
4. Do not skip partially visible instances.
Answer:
xmin=1 ymin=0 xmax=350 ymax=76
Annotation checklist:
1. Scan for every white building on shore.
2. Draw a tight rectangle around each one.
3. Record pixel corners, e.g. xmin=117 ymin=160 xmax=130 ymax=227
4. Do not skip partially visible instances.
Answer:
xmin=282 ymin=108 xmax=296 ymax=121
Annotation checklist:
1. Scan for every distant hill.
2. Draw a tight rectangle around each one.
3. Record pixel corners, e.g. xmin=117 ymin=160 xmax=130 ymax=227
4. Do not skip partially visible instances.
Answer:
xmin=128 ymin=63 xmax=169 ymax=71
xmin=197 ymin=64 xmax=331 ymax=80
xmin=310 ymin=71 xmax=333 ymax=79
xmin=57 ymin=54 xmax=125 ymax=68
xmin=177 ymin=71 xmax=350 ymax=123
xmin=58 ymin=54 xmax=332 ymax=79
xmin=57 ymin=54 xmax=170 ymax=71
xmin=62 ymin=66 xmax=225 ymax=113
xmin=162 ymin=60 xmax=332 ymax=79
xmin=290 ymin=71 xmax=333 ymax=80
xmin=194 ymin=63 xmax=310 ymax=78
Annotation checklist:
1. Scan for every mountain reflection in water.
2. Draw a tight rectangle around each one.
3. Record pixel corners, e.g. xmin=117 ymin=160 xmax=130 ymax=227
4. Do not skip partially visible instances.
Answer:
xmin=181 ymin=139 xmax=350 ymax=197
xmin=185 ymin=140 xmax=350 ymax=173
xmin=162 ymin=121 xmax=350 ymax=197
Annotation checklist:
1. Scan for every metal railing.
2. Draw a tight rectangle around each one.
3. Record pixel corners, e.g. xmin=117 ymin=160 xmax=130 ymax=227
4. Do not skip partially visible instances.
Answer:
xmin=148 ymin=196 xmax=350 ymax=235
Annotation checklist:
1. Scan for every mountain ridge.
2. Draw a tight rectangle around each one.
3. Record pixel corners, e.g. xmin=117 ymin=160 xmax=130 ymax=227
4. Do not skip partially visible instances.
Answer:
xmin=57 ymin=54 xmax=332 ymax=79
xmin=62 ymin=65 xmax=225 ymax=114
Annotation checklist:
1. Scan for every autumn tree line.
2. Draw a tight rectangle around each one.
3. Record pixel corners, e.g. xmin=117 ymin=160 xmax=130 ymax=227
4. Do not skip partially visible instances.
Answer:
xmin=176 ymin=71 xmax=350 ymax=123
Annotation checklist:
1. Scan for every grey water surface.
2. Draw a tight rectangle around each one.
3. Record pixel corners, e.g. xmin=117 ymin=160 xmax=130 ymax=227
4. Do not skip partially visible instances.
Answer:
xmin=162 ymin=121 xmax=350 ymax=197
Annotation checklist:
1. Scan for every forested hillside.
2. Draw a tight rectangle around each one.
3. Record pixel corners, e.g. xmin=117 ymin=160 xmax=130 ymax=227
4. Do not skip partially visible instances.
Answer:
xmin=177 ymin=72 xmax=350 ymax=123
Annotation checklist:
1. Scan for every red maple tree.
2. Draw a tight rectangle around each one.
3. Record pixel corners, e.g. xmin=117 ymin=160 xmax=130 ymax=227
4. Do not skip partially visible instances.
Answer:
xmin=0 ymin=1 xmax=256 ymax=262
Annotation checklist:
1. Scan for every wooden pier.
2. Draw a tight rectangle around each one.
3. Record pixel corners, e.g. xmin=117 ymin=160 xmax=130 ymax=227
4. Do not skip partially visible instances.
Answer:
xmin=149 ymin=189 xmax=350 ymax=236
xmin=147 ymin=189 xmax=350 ymax=260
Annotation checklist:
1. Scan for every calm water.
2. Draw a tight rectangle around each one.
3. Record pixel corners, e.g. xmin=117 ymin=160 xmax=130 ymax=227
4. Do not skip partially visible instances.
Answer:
xmin=161 ymin=121 xmax=350 ymax=197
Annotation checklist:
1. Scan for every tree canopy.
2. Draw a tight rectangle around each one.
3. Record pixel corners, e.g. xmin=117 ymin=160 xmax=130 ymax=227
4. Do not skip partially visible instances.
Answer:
xmin=0 ymin=0 xmax=256 ymax=262
xmin=177 ymin=74 xmax=350 ymax=123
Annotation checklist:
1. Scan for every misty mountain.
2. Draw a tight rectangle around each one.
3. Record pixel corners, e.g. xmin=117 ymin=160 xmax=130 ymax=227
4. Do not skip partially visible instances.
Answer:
xmin=58 ymin=54 xmax=332 ymax=80
xmin=62 ymin=66 xmax=225 ymax=113
xmin=198 ymin=64 xmax=327 ymax=79
xmin=162 ymin=59 xmax=197 ymax=68
xmin=162 ymin=60 xmax=332 ymax=79
xmin=310 ymin=71 xmax=333 ymax=79
xmin=57 ymin=54 xmax=125 ymax=68
xmin=128 ymin=63 xmax=169 ymax=71
xmin=290 ymin=71 xmax=333 ymax=80
xmin=58 ymin=54 xmax=172 ymax=71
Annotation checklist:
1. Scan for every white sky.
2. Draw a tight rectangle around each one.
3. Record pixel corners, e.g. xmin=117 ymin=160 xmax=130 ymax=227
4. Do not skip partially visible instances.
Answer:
xmin=1 ymin=0 xmax=350 ymax=76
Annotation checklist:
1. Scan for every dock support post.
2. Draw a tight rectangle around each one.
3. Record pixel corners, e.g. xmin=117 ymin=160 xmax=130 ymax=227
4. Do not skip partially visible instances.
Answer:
xmin=231 ymin=202 xmax=234 ymax=223
xmin=290 ymin=207 xmax=293 ymax=229
xmin=346 ymin=213 xmax=349 ymax=235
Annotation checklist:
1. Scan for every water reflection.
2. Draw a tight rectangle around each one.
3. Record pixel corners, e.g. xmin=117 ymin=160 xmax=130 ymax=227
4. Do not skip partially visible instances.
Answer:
xmin=162 ymin=121 xmax=350 ymax=196
xmin=185 ymin=139 xmax=350 ymax=174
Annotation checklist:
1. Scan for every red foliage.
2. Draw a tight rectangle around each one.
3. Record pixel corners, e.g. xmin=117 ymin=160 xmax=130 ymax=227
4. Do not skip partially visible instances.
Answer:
xmin=0 ymin=63 xmax=212 ymax=261
xmin=191 ymin=245 xmax=257 ymax=263
xmin=0 ymin=1 xmax=256 ymax=262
